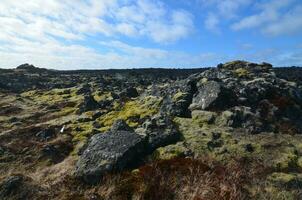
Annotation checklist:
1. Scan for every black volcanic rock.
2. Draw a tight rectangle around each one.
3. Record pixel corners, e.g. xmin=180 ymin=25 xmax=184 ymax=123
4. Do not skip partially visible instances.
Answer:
xmin=138 ymin=114 xmax=181 ymax=151
xmin=120 ymin=87 xmax=139 ymax=98
xmin=185 ymin=61 xmax=302 ymax=134
xmin=75 ymin=130 xmax=147 ymax=184
xmin=77 ymin=95 xmax=99 ymax=114
xmin=110 ymin=119 xmax=134 ymax=132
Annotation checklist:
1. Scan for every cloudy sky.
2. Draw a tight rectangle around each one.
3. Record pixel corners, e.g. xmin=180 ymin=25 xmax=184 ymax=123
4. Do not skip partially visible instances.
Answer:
xmin=0 ymin=0 xmax=302 ymax=69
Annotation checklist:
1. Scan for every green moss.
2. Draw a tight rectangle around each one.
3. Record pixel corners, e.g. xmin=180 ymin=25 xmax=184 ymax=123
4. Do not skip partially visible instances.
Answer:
xmin=268 ymin=172 xmax=302 ymax=189
xmin=97 ymin=96 xmax=161 ymax=132
xmin=93 ymin=91 xmax=113 ymax=102
xmin=297 ymin=157 xmax=302 ymax=169
xmin=273 ymin=152 xmax=298 ymax=171
xmin=172 ymin=92 xmax=187 ymax=102
xmin=21 ymin=87 xmax=81 ymax=105
xmin=191 ymin=110 xmax=217 ymax=125
xmin=234 ymin=68 xmax=249 ymax=77
xmin=152 ymin=143 xmax=188 ymax=160
xmin=69 ymin=122 xmax=94 ymax=142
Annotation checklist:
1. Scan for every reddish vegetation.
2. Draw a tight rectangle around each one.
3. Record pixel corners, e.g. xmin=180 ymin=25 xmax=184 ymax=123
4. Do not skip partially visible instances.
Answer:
xmin=270 ymin=95 xmax=293 ymax=110
xmin=3 ymin=157 xmax=266 ymax=200
xmin=90 ymin=157 xmax=264 ymax=200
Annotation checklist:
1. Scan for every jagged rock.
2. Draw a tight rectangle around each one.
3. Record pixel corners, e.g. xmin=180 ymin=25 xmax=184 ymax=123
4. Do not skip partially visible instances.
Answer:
xmin=189 ymin=81 xmax=235 ymax=111
xmin=75 ymin=130 xmax=147 ymax=184
xmin=160 ymin=79 xmax=197 ymax=117
xmin=97 ymin=99 xmax=113 ymax=110
xmin=77 ymin=95 xmax=99 ymax=114
xmin=110 ymin=119 xmax=133 ymax=132
xmin=138 ymin=114 xmax=181 ymax=151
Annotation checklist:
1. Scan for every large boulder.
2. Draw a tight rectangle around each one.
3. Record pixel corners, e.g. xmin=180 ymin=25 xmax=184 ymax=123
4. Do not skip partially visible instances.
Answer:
xmin=75 ymin=130 xmax=147 ymax=184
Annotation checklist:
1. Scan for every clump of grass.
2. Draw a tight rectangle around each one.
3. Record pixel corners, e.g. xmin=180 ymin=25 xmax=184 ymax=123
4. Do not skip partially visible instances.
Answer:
xmin=96 ymin=157 xmax=259 ymax=200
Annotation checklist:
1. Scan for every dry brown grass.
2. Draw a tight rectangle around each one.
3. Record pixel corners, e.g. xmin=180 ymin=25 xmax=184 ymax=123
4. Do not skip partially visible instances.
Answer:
xmin=94 ymin=157 xmax=262 ymax=200
xmin=1 ymin=156 xmax=269 ymax=200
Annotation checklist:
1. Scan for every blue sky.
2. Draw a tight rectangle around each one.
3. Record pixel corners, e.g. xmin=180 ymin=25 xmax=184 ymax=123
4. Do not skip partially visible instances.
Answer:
xmin=0 ymin=0 xmax=302 ymax=69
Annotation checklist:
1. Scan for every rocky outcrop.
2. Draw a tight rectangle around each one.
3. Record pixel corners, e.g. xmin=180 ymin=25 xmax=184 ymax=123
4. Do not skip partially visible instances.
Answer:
xmin=184 ymin=61 xmax=302 ymax=134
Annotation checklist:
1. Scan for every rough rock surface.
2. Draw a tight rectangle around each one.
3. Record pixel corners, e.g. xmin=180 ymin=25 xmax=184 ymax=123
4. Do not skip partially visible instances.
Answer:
xmin=189 ymin=81 xmax=234 ymax=111
xmin=135 ymin=114 xmax=181 ymax=151
xmin=166 ymin=60 xmax=302 ymax=134
xmin=77 ymin=95 xmax=99 ymax=114
xmin=75 ymin=129 xmax=146 ymax=184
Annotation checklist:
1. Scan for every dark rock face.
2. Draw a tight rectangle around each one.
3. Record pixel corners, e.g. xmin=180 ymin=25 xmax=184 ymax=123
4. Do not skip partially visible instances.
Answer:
xmin=120 ymin=87 xmax=139 ymax=98
xmin=77 ymin=95 xmax=99 ymax=113
xmin=160 ymin=79 xmax=197 ymax=117
xmin=189 ymin=81 xmax=234 ymax=111
xmin=110 ymin=119 xmax=133 ymax=132
xmin=140 ymin=115 xmax=181 ymax=151
xmin=75 ymin=130 xmax=147 ymax=184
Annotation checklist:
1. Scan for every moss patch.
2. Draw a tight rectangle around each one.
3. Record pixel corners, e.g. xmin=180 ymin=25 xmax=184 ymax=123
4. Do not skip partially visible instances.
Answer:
xmin=97 ymin=96 xmax=161 ymax=132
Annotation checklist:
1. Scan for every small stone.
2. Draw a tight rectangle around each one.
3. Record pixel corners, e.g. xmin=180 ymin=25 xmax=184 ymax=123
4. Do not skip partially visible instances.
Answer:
xmin=244 ymin=144 xmax=254 ymax=152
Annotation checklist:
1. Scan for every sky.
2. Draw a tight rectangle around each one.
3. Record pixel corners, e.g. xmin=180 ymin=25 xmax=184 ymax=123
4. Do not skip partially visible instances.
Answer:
xmin=0 ymin=0 xmax=302 ymax=69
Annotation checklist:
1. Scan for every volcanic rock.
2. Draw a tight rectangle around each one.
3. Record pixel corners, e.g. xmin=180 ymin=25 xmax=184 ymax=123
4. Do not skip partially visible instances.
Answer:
xmin=77 ymin=95 xmax=99 ymax=113
xmin=75 ymin=130 xmax=147 ymax=184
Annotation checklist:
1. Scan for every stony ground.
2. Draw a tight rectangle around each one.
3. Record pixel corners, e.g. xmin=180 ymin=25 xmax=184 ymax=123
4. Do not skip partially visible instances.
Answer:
xmin=0 ymin=61 xmax=302 ymax=200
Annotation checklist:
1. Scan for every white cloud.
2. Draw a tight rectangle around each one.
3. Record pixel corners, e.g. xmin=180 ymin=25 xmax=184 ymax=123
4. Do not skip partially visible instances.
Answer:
xmin=200 ymin=0 xmax=251 ymax=32
xmin=145 ymin=10 xmax=193 ymax=43
xmin=0 ymin=0 xmax=195 ymax=69
xmin=0 ymin=0 xmax=193 ymax=44
xmin=205 ymin=13 xmax=220 ymax=33
xmin=263 ymin=5 xmax=302 ymax=36
xmin=231 ymin=0 xmax=302 ymax=36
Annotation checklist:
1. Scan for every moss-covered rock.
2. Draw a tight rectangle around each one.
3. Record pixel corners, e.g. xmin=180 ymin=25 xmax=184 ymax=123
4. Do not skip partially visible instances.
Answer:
xmin=191 ymin=110 xmax=217 ymax=124
xmin=152 ymin=142 xmax=190 ymax=160
xmin=97 ymin=96 xmax=161 ymax=132
xmin=268 ymin=172 xmax=302 ymax=189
